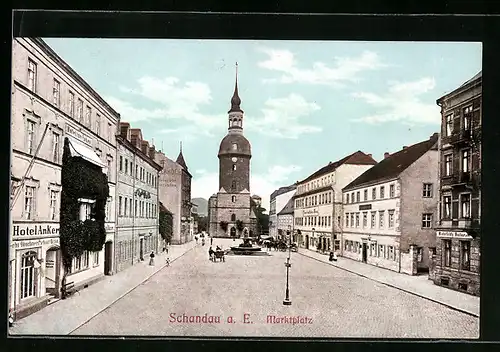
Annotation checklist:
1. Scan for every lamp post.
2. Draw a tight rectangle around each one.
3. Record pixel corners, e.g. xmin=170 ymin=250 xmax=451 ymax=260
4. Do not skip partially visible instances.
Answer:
xmin=283 ymin=225 xmax=292 ymax=306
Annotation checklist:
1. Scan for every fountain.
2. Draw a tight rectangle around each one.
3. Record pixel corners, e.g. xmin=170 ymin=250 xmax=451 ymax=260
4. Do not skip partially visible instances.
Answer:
xmin=229 ymin=238 xmax=267 ymax=256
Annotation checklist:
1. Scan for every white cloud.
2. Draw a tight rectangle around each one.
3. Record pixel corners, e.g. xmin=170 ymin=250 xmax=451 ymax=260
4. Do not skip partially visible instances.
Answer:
xmin=106 ymin=76 xmax=226 ymax=139
xmin=257 ymin=48 xmax=387 ymax=86
xmin=351 ymin=77 xmax=441 ymax=125
xmin=246 ymin=93 xmax=322 ymax=139
xmin=191 ymin=164 xmax=302 ymax=212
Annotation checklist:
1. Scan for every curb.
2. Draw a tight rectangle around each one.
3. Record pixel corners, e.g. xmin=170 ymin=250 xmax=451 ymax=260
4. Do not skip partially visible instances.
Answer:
xmin=67 ymin=243 xmax=197 ymax=335
xmin=298 ymin=251 xmax=479 ymax=318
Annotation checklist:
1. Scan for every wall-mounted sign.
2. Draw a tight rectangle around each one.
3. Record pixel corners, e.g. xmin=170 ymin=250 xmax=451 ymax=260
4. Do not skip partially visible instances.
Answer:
xmin=436 ymin=231 xmax=473 ymax=239
xmin=11 ymin=237 xmax=60 ymax=250
xmin=304 ymin=209 xmax=319 ymax=215
xmin=359 ymin=204 xmax=372 ymax=211
xmin=12 ymin=224 xmax=60 ymax=237
xmin=105 ymin=223 xmax=115 ymax=232
xmin=66 ymin=124 xmax=93 ymax=146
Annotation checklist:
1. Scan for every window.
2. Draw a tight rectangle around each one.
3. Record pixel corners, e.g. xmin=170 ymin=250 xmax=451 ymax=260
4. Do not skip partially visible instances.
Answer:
xmin=460 ymin=194 xmax=471 ymax=218
xmin=231 ymin=214 xmax=236 ymax=221
xmin=356 ymin=191 xmax=360 ymax=202
xmin=345 ymin=213 xmax=349 ymax=227
xmin=107 ymin=158 xmax=112 ymax=180
xmin=389 ymin=246 xmax=395 ymax=260
xmin=445 ymin=114 xmax=453 ymax=136
xmin=68 ymin=91 xmax=75 ymax=117
xmin=363 ymin=212 xmax=368 ymax=228
xmin=379 ymin=211 xmax=384 ymax=228
xmin=20 ymin=251 xmax=37 ymax=299
xmin=443 ymin=195 xmax=451 ymax=218
xmin=108 ymin=123 xmax=112 ymax=142
xmin=346 ymin=193 xmax=350 ymax=204
xmin=125 ymin=159 xmax=128 ymax=174
xmin=119 ymin=156 xmax=123 ymax=171
xmin=231 ymin=181 xmax=236 ymax=192
xmin=328 ymin=192 xmax=332 ymax=203
xmin=350 ymin=213 xmax=354 ymax=227
xmin=119 ymin=196 xmax=123 ymax=216
xmin=443 ymin=240 xmax=452 ymax=267
xmin=232 ymin=164 xmax=236 ymax=171
xmin=463 ymin=105 xmax=472 ymax=131
xmin=444 ymin=154 xmax=452 ymax=176
xmin=371 ymin=212 xmax=376 ymax=228
xmin=93 ymin=252 xmax=99 ymax=266
xmin=135 ymin=200 xmax=138 ymax=217
xmin=423 ymin=183 xmax=433 ymax=198
xmin=26 ymin=120 xmax=36 ymax=155
xmin=389 ymin=184 xmax=395 ymax=198
xmin=461 ymin=149 xmax=470 ymax=173
xmin=422 ymin=213 xmax=432 ymax=228
xmin=388 ymin=210 xmax=395 ymax=228
xmin=124 ymin=198 xmax=128 ymax=217
xmin=80 ymin=201 xmax=94 ymax=221
xmin=355 ymin=213 xmax=360 ymax=227
xmin=372 ymin=188 xmax=376 ymax=200
xmin=363 ymin=189 xmax=368 ymax=201
xmin=72 ymin=251 xmax=90 ymax=272
xmin=106 ymin=197 xmax=112 ymax=220
xmin=135 ymin=165 xmax=139 ymax=178
xmin=28 ymin=59 xmax=37 ymax=91
xmin=416 ymin=247 xmax=423 ymax=262
xmin=96 ymin=114 xmax=101 ymax=135
xmin=232 ymin=195 xmax=236 ymax=203
xmin=379 ymin=245 xmax=385 ymax=258
xmin=380 ymin=186 xmax=385 ymax=199
xmin=49 ymin=190 xmax=58 ymax=220
xmin=461 ymin=241 xmax=470 ymax=271
xmin=51 ymin=132 xmax=60 ymax=163
xmin=232 ymin=143 xmax=237 ymax=150
xmin=77 ymin=99 xmax=83 ymax=123
xmin=53 ymin=79 xmax=60 ymax=107
xmin=24 ymin=186 xmax=36 ymax=220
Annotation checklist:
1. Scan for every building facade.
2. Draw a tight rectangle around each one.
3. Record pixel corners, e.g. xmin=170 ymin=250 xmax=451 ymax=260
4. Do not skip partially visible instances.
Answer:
xmin=269 ymin=184 xmax=296 ymax=239
xmin=277 ymin=197 xmax=295 ymax=242
xmin=10 ymin=38 xmax=119 ymax=319
xmin=176 ymin=149 xmax=194 ymax=244
xmin=293 ymin=151 xmax=377 ymax=253
xmin=342 ymin=134 xmax=439 ymax=275
xmin=114 ymin=123 xmax=161 ymax=273
xmin=433 ymin=72 xmax=481 ymax=296
xmin=207 ymin=68 xmax=259 ymax=238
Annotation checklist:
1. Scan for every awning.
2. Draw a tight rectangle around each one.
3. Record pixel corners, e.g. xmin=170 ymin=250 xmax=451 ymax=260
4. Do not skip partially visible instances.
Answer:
xmin=67 ymin=137 xmax=106 ymax=169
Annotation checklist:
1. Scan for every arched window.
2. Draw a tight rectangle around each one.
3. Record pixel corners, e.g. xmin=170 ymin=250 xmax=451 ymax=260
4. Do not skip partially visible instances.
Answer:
xmin=231 ymin=181 xmax=236 ymax=191
xmin=231 ymin=214 xmax=236 ymax=221
xmin=20 ymin=251 xmax=37 ymax=299
xmin=232 ymin=164 xmax=236 ymax=171
xmin=232 ymin=195 xmax=236 ymax=203
xmin=232 ymin=143 xmax=237 ymax=151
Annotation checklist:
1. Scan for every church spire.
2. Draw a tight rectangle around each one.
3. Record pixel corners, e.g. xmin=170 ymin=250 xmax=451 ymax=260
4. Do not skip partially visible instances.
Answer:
xmin=176 ymin=141 xmax=188 ymax=171
xmin=228 ymin=62 xmax=243 ymax=113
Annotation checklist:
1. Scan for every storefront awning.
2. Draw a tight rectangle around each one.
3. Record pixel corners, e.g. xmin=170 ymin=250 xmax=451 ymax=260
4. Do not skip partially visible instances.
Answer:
xmin=67 ymin=137 xmax=106 ymax=169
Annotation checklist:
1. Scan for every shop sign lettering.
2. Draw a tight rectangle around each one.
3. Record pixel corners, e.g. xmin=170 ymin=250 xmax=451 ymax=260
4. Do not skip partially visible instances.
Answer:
xmin=12 ymin=224 xmax=60 ymax=237
xmin=11 ymin=237 xmax=60 ymax=249
xmin=436 ymin=231 xmax=472 ymax=239
xmin=66 ymin=124 xmax=93 ymax=146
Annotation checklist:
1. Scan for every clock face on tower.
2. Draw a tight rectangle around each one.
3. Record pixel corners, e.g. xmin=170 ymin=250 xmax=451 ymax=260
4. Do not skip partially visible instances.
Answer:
xmin=231 ymin=157 xmax=238 ymax=162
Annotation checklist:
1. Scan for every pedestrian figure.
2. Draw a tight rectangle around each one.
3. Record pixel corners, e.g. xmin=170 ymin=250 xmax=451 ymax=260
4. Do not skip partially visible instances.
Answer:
xmin=165 ymin=257 xmax=170 ymax=266
xmin=149 ymin=251 xmax=155 ymax=266
xmin=208 ymin=246 xmax=214 ymax=261
xmin=210 ymin=237 xmax=213 ymax=245
xmin=195 ymin=235 xmax=198 ymax=244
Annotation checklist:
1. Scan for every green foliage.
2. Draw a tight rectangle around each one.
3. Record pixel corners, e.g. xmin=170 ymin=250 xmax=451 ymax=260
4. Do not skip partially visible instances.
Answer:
xmin=255 ymin=206 xmax=270 ymax=236
xmin=219 ymin=220 xmax=228 ymax=232
xmin=235 ymin=219 xmax=244 ymax=232
xmin=196 ymin=215 xmax=208 ymax=233
xmin=60 ymin=138 xmax=109 ymax=271
xmin=159 ymin=208 xmax=173 ymax=244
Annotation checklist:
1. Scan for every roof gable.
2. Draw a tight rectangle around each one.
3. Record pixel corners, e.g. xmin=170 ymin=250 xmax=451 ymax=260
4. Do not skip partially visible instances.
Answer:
xmin=277 ymin=197 xmax=295 ymax=215
xmin=299 ymin=151 xmax=377 ymax=184
xmin=343 ymin=133 xmax=439 ymax=191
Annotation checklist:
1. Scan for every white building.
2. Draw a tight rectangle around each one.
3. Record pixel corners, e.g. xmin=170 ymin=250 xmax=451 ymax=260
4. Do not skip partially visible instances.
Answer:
xmin=269 ymin=184 xmax=296 ymax=239
xmin=293 ymin=151 xmax=377 ymax=253
xmin=115 ymin=123 xmax=162 ymax=273
xmin=277 ymin=197 xmax=295 ymax=241
xmin=10 ymin=38 xmax=119 ymax=319
xmin=341 ymin=134 xmax=439 ymax=275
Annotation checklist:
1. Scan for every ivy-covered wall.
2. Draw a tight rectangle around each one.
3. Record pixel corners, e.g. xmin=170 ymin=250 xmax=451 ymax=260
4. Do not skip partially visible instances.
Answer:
xmin=60 ymin=137 xmax=109 ymax=271
xmin=159 ymin=206 xmax=173 ymax=244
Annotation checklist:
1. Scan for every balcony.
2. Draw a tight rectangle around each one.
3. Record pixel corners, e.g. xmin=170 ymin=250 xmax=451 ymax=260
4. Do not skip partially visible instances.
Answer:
xmin=449 ymin=129 xmax=472 ymax=146
xmin=439 ymin=218 xmax=479 ymax=230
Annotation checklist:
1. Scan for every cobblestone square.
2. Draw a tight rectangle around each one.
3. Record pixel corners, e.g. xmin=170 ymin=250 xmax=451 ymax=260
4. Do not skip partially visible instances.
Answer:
xmin=69 ymin=239 xmax=478 ymax=339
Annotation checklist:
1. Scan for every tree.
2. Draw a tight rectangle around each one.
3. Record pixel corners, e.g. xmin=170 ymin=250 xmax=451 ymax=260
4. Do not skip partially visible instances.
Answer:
xmin=255 ymin=206 xmax=270 ymax=236
xmin=196 ymin=215 xmax=208 ymax=233
xmin=235 ymin=219 xmax=244 ymax=232
xmin=159 ymin=204 xmax=173 ymax=244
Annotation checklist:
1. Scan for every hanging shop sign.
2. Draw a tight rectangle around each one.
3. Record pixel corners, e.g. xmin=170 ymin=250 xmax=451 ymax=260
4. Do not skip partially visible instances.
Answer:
xmin=359 ymin=204 xmax=372 ymax=211
xmin=65 ymin=124 xmax=93 ymax=146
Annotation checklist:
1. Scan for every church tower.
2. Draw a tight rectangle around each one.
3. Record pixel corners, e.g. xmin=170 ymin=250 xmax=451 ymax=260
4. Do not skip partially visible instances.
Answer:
xmin=218 ymin=63 xmax=252 ymax=193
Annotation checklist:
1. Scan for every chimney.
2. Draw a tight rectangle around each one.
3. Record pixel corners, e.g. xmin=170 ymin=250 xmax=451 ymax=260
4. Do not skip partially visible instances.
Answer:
xmin=141 ymin=141 xmax=149 ymax=155
xmin=149 ymin=146 xmax=156 ymax=160
xmin=384 ymin=152 xmax=390 ymax=159
xmin=368 ymin=154 xmax=372 ymax=158
xmin=120 ymin=122 xmax=130 ymax=139
xmin=402 ymin=146 xmax=407 ymax=150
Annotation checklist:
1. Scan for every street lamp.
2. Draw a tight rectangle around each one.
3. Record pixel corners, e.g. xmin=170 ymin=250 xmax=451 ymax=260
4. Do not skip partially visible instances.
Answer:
xmin=283 ymin=225 xmax=292 ymax=306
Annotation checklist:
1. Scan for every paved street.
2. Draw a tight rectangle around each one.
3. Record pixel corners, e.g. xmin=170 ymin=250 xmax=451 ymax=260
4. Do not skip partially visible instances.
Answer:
xmin=67 ymin=239 xmax=478 ymax=339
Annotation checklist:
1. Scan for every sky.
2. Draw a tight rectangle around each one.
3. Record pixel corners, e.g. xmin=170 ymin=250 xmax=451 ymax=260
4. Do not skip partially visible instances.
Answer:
xmin=43 ymin=39 xmax=482 ymax=212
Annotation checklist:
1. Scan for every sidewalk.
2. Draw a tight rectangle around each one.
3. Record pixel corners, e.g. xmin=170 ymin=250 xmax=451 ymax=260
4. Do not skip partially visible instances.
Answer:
xmin=9 ymin=240 xmax=197 ymax=336
xmin=299 ymin=249 xmax=480 ymax=317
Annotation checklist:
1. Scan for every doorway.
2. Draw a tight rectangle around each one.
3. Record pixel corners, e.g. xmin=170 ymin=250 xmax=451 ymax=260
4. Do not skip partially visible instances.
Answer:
xmin=140 ymin=237 xmax=145 ymax=261
xmin=104 ymin=241 xmax=113 ymax=275
xmin=305 ymin=235 xmax=309 ymax=249
xmin=230 ymin=227 xmax=236 ymax=238
xmin=362 ymin=243 xmax=368 ymax=263
xmin=45 ymin=247 xmax=60 ymax=296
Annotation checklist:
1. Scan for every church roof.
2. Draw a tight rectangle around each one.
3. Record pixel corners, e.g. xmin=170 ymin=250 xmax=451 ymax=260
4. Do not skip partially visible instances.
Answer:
xmin=218 ymin=133 xmax=251 ymax=157
xmin=228 ymin=62 xmax=243 ymax=113
xmin=175 ymin=142 xmax=188 ymax=171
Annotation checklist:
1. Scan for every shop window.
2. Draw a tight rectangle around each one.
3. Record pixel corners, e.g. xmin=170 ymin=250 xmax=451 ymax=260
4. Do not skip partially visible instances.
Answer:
xmin=458 ymin=282 xmax=468 ymax=291
xmin=443 ymin=240 xmax=452 ymax=267
xmin=461 ymin=241 xmax=470 ymax=271
xmin=231 ymin=214 xmax=236 ymax=221
xmin=440 ymin=277 xmax=450 ymax=286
